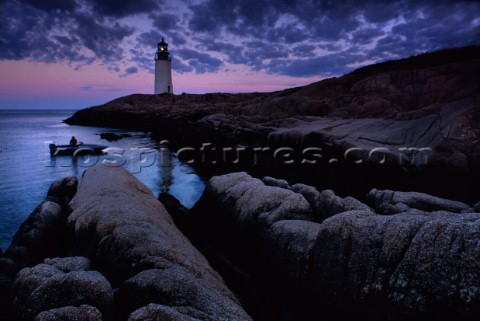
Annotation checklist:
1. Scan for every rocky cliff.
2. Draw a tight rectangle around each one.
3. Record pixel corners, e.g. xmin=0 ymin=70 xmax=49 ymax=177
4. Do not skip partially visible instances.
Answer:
xmin=65 ymin=46 xmax=480 ymax=203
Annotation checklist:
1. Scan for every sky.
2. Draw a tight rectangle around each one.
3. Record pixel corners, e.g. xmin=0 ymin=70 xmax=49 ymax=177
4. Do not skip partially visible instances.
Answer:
xmin=0 ymin=0 xmax=479 ymax=109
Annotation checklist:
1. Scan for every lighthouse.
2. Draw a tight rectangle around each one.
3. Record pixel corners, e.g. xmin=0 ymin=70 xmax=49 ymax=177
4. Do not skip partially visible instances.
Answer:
xmin=154 ymin=38 xmax=173 ymax=94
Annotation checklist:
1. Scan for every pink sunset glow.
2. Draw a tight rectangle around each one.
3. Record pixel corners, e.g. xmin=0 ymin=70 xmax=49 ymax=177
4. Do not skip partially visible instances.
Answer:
xmin=0 ymin=60 xmax=320 ymax=109
xmin=0 ymin=0 xmax=479 ymax=109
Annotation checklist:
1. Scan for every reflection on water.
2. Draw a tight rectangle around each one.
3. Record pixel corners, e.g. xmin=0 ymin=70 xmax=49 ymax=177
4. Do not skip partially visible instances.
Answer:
xmin=159 ymin=144 xmax=173 ymax=193
xmin=46 ymin=145 xmax=203 ymax=207
xmin=0 ymin=110 xmax=205 ymax=251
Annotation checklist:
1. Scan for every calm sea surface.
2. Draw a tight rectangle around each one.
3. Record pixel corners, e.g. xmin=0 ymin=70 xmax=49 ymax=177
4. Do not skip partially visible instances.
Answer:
xmin=0 ymin=110 xmax=205 ymax=251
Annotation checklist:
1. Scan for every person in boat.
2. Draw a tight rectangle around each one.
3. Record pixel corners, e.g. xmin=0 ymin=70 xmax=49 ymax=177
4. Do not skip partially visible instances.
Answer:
xmin=69 ymin=136 xmax=77 ymax=146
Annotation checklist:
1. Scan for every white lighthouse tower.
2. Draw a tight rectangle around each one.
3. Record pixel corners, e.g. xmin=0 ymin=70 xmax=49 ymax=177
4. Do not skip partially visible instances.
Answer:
xmin=154 ymin=38 xmax=173 ymax=94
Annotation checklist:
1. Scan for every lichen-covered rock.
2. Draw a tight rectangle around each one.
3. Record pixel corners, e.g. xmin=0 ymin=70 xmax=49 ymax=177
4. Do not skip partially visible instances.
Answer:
xmin=128 ymin=303 xmax=202 ymax=321
xmin=193 ymin=172 xmax=480 ymax=320
xmin=34 ymin=305 xmax=103 ymax=321
xmin=312 ymin=210 xmax=480 ymax=320
xmin=261 ymin=176 xmax=290 ymax=189
xmin=289 ymin=183 xmax=320 ymax=209
xmin=118 ymin=267 xmax=248 ymax=320
xmin=203 ymin=172 xmax=313 ymax=229
xmin=317 ymin=189 xmax=372 ymax=220
xmin=67 ymin=165 xmax=251 ymax=320
xmin=5 ymin=177 xmax=78 ymax=267
xmin=367 ymin=188 xmax=473 ymax=214
xmin=12 ymin=257 xmax=112 ymax=321
xmin=264 ymin=220 xmax=321 ymax=287
xmin=42 ymin=257 xmax=91 ymax=273
xmin=290 ymin=183 xmax=372 ymax=222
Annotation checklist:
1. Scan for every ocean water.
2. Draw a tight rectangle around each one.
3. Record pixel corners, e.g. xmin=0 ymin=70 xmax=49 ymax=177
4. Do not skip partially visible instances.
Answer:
xmin=0 ymin=109 xmax=205 ymax=251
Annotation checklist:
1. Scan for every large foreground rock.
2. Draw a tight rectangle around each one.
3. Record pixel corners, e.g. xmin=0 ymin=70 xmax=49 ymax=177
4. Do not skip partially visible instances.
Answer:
xmin=67 ymin=165 xmax=251 ymax=320
xmin=192 ymin=172 xmax=480 ymax=321
xmin=313 ymin=210 xmax=480 ymax=320
xmin=118 ymin=268 xmax=240 ymax=321
xmin=11 ymin=257 xmax=112 ymax=321
xmin=127 ymin=303 xmax=200 ymax=321
xmin=34 ymin=305 xmax=103 ymax=321
xmin=5 ymin=177 xmax=78 ymax=267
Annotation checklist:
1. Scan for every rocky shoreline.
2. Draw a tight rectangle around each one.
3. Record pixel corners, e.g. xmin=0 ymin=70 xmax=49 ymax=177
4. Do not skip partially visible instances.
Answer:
xmin=65 ymin=46 xmax=480 ymax=203
xmin=1 ymin=166 xmax=479 ymax=320
xmin=2 ymin=46 xmax=479 ymax=320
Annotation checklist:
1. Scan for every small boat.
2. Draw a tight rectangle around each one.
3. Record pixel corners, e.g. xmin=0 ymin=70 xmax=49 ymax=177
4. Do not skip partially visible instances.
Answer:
xmin=49 ymin=143 xmax=108 ymax=156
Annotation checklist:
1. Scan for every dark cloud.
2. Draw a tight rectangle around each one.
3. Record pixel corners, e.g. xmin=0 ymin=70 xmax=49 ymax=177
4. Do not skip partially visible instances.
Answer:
xmin=91 ymin=0 xmax=161 ymax=17
xmin=169 ymin=33 xmax=187 ymax=45
xmin=183 ymin=0 xmax=480 ymax=77
xmin=23 ymin=0 xmax=77 ymax=11
xmin=137 ymin=30 xmax=163 ymax=49
xmin=20 ymin=0 xmax=162 ymax=16
xmin=188 ymin=0 xmax=239 ymax=33
xmin=361 ymin=1 xmax=405 ymax=24
xmin=267 ymin=52 xmax=364 ymax=77
xmin=172 ymin=59 xmax=194 ymax=73
xmin=350 ymin=28 xmax=385 ymax=44
xmin=73 ymin=15 xmax=134 ymax=62
xmin=1 ymin=0 xmax=479 ymax=79
xmin=152 ymin=13 xmax=180 ymax=31
xmin=188 ymin=0 xmax=363 ymax=40
xmin=130 ymin=50 xmax=155 ymax=73
xmin=266 ymin=25 xmax=310 ymax=44
xmin=198 ymin=40 xmax=246 ymax=64
xmin=0 ymin=12 xmax=89 ymax=63
xmin=0 ymin=0 xmax=133 ymax=67
xmin=293 ymin=44 xmax=316 ymax=58
xmin=367 ymin=1 xmax=480 ymax=62
xmin=175 ymin=48 xmax=223 ymax=73
xmin=125 ymin=66 xmax=138 ymax=74
xmin=245 ymin=41 xmax=289 ymax=60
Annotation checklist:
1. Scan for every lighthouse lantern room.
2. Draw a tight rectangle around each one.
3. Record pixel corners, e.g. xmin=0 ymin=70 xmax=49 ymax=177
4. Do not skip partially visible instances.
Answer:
xmin=154 ymin=38 xmax=173 ymax=94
